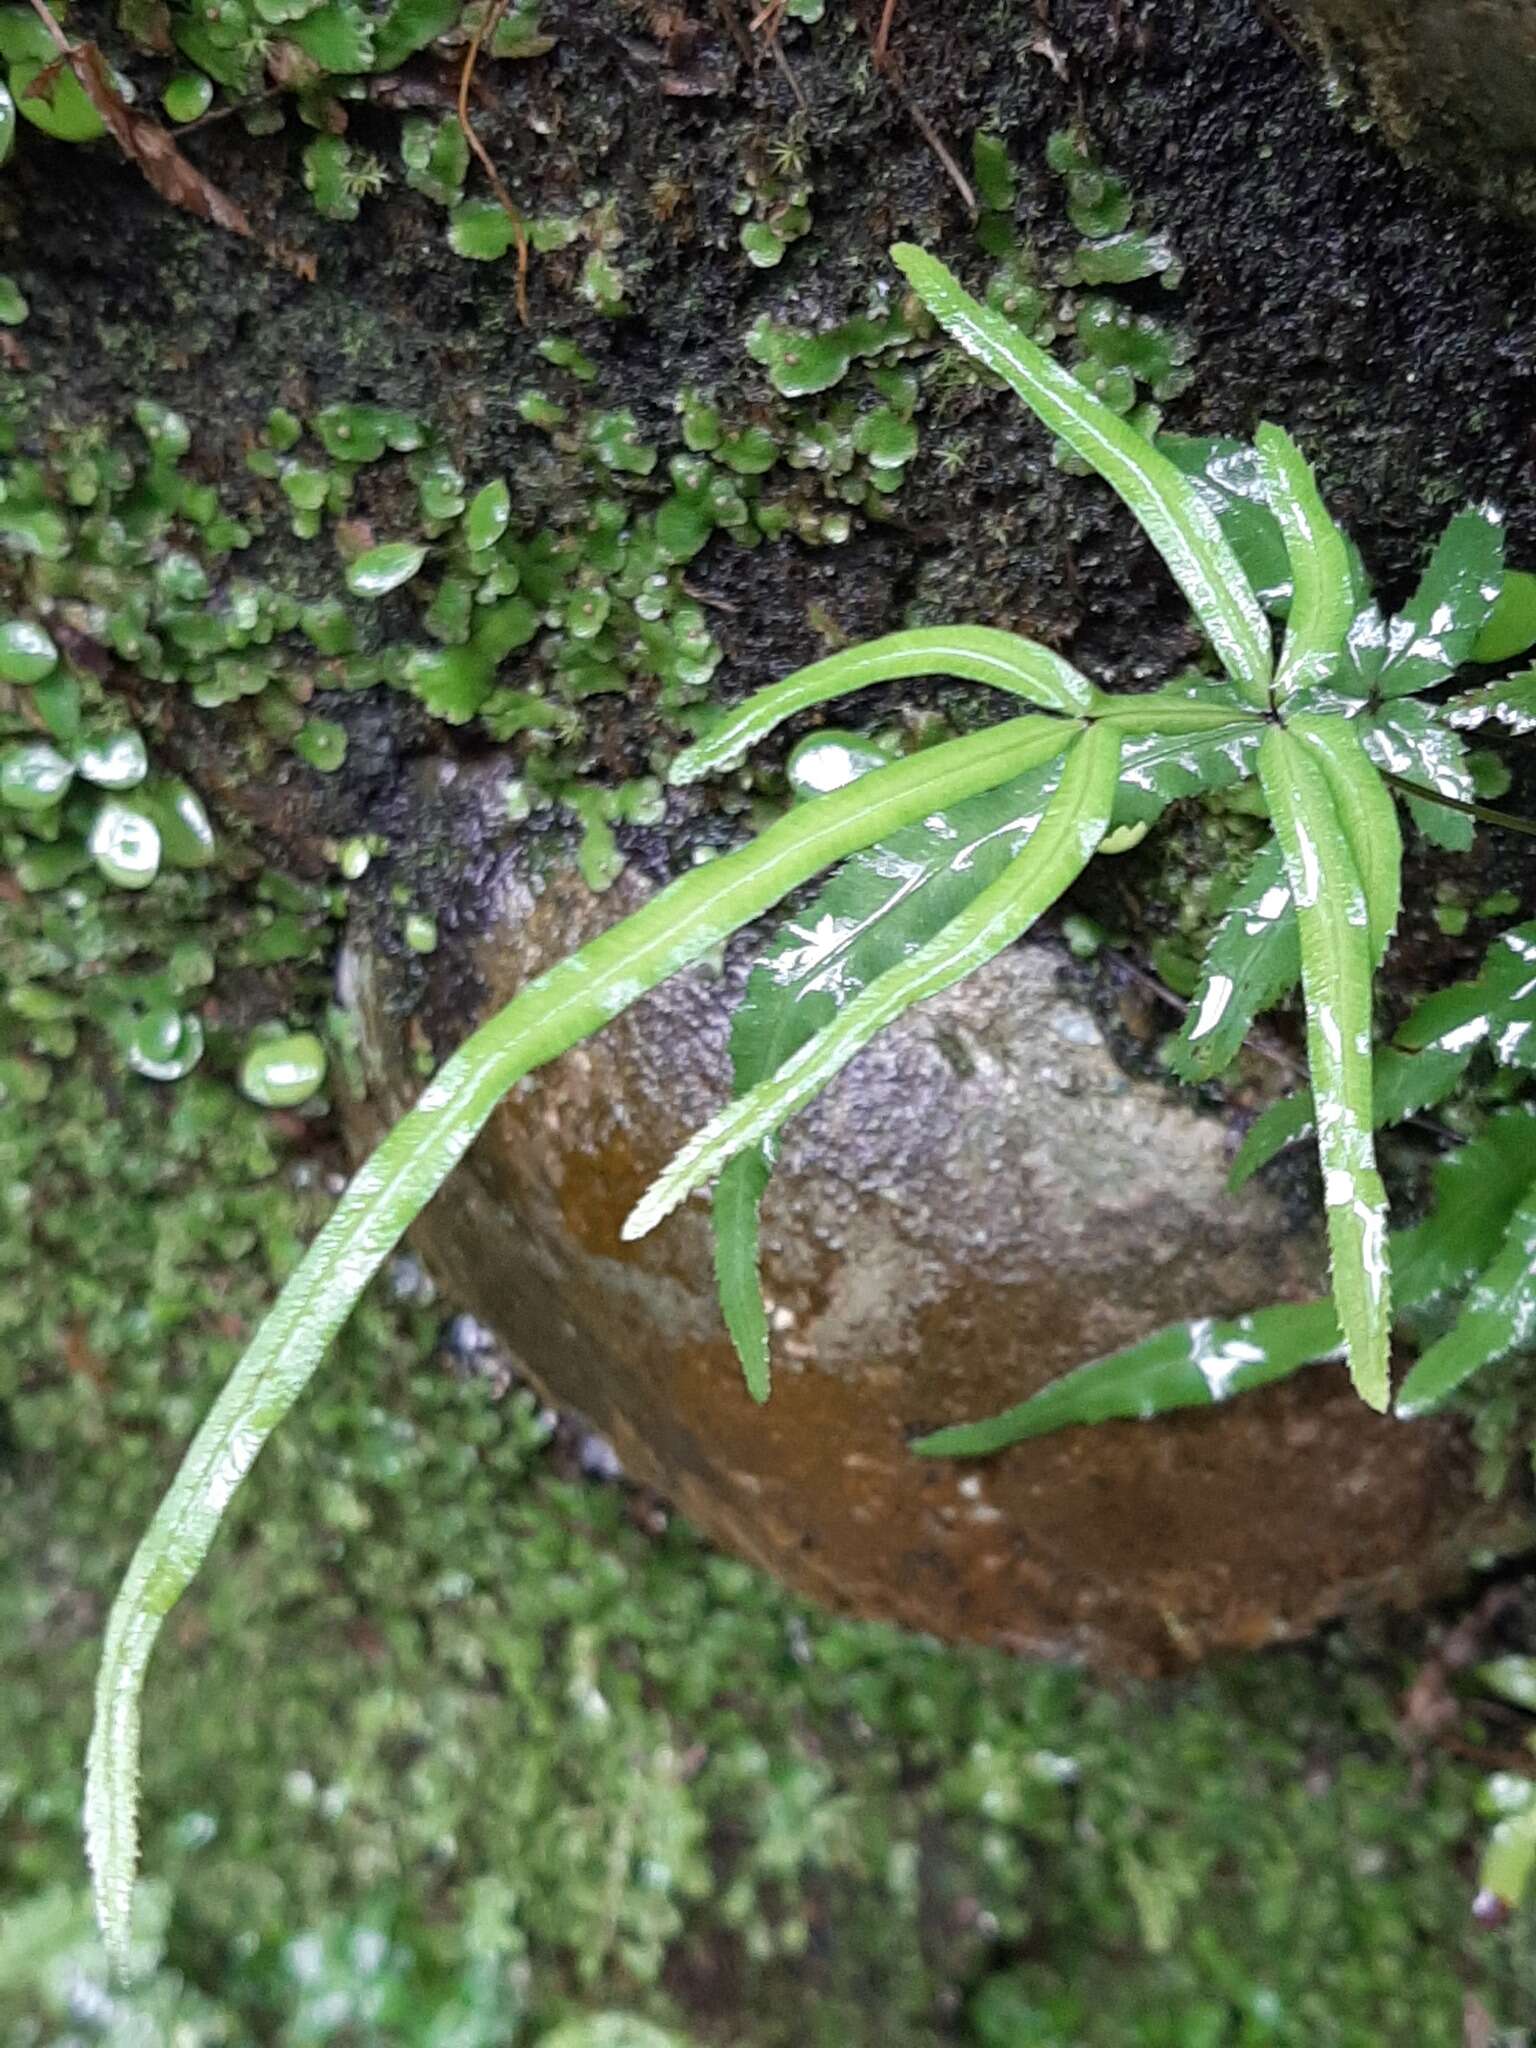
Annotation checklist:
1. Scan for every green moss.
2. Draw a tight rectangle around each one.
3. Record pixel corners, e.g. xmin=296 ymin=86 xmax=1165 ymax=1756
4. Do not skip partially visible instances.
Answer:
xmin=3 ymin=1061 xmax=1536 ymax=2042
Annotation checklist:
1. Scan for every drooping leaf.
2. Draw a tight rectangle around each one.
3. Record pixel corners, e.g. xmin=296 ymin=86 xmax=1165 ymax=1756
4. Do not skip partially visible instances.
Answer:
xmin=1395 ymin=1176 xmax=1536 ymax=1417
xmin=1288 ymin=715 xmax=1402 ymax=965
xmin=1376 ymin=505 xmax=1505 ymax=699
xmin=68 ymin=42 xmax=251 ymax=242
xmin=1447 ymin=667 xmax=1536 ymax=737
xmin=625 ymin=725 xmax=1124 ymax=1244
xmin=1255 ymin=422 xmax=1353 ymax=705
xmin=912 ymin=1298 xmax=1342 ymax=1456
xmin=668 ymin=625 xmax=1099 ymax=785
xmin=85 ymin=711 xmax=1078 ymax=1968
xmin=712 ymin=756 xmax=1069 ymax=1398
xmin=1471 ymin=568 xmax=1536 ymax=665
xmin=890 ymin=244 xmax=1274 ymax=708
xmin=921 ymin=1105 xmax=1536 ymax=1457
xmin=1168 ymin=837 xmax=1299 ymax=1083
xmin=1362 ymin=699 xmax=1475 ymax=851
xmin=1156 ymin=435 xmax=1292 ymax=611
xmin=1257 ymin=725 xmax=1392 ymax=1410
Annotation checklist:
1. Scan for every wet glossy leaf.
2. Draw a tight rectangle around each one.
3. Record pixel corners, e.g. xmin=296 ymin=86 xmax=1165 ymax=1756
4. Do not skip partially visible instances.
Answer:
xmin=891 ymin=245 xmax=1273 ymax=707
xmin=1256 ymin=422 xmax=1352 ymax=704
xmin=1101 ymin=683 xmax=1264 ymax=827
xmin=668 ymin=625 xmax=1099 ymax=785
xmin=1168 ymin=837 xmax=1298 ymax=1083
xmin=1155 ymin=435 xmax=1291 ymax=610
xmin=1376 ymin=505 xmax=1505 ymax=699
xmin=1447 ymin=668 xmax=1536 ymax=737
xmin=713 ymin=751 xmax=1072 ymax=1400
xmin=627 ymin=726 xmax=1122 ymax=1243
xmin=1472 ymin=568 xmax=1536 ymax=665
xmin=87 ymin=712 xmax=1081 ymax=1969
xmin=1396 ymin=1176 xmax=1536 ymax=1417
xmin=1290 ymin=715 xmax=1401 ymax=965
xmin=1362 ymin=700 xmax=1475 ymax=850
xmin=1478 ymin=1804 xmax=1536 ymax=1916
xmin=913 ymin=1298 xmax=1342 ymax=1456
xmin=371 ymin=0 xmax=457 ymax=70
xmin=1258 ymin=725 xmax=1392 ymax=1410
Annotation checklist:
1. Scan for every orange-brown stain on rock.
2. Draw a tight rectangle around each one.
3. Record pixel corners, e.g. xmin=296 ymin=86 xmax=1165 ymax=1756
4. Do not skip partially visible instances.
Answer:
xmin=341 ymin=858 xmax=1525 ymax=1676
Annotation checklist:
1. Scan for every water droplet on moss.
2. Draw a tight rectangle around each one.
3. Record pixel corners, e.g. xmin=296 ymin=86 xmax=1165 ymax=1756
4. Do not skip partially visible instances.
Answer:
xmin=126 ymin=1006 xmax=204 ymax=1082
xmin=0 ymin=618 xmax=56 ymax=682
xmin=240 ymin=1031 xmax=328 ymax=1108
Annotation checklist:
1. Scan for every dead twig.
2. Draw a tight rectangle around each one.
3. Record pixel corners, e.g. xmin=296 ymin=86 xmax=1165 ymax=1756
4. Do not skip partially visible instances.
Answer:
xmin=457 ymin=0 xmax=530 ymax=325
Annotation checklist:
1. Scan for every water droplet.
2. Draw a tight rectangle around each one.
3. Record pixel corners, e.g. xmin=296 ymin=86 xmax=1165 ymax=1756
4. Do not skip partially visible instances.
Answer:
xmin=239 ymin=1031 xmax=328 ymax=1109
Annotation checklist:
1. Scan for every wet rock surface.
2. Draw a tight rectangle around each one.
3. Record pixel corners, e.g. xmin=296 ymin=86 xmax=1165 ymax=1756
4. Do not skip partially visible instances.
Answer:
xmin=343 ymin=830 xmax=1518 ymax=1675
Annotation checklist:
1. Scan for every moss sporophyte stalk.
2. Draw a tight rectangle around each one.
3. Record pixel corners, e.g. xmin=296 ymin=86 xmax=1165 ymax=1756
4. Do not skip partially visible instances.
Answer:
xmin=63 ymin=235 xmax=1536 ymax=1960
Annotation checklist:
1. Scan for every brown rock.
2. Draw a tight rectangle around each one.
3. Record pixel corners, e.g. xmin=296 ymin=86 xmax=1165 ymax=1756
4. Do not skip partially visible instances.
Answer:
xmin=342 ymin=835 xmax=1519 ymax=1676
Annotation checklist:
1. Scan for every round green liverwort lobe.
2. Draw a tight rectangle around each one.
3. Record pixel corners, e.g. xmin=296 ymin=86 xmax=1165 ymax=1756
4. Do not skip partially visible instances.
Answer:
xmin=76 ymin=730 xmax=149 ymax=790
xmin=346 ymin=542 xmax=427 ymax=598
xmin=88 ymin=802 xmax=162 ymax=889
xmin=787 ymin=730 xmax=894 ymax=799
xmin=162 ymin=71 xmax=213 ymax=122
xmin=0 ymin=618 xmax=58 ymax=683
xmin=1 ymin=741 xmax=73 ymax=810
xmin=126 ymin=1008 xmax=205 ymax=1083
xmin=240 ymin=1031 xmax=328 ymax=1108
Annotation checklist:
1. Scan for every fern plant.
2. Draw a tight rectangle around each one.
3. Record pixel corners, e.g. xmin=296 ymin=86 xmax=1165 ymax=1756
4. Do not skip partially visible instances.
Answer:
xmin=85 ymin=245 xmax=1536 ymax=1966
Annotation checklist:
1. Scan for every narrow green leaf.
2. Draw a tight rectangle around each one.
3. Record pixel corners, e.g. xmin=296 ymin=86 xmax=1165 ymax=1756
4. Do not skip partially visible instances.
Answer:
xmin=713 ymin=1146 xmax=774 ymax=1402
xmin=625 ymin=725 xmax=1123 ymax=1242
xmin=890 ymin=245 xmax=1273 ymax=706
xmin=912 ymin=1298 xmax=1342 ymax=1456
xmin=84 ymin=711 xmax=1077 ymax=1969
xmin=1376 ymin=505 xmax=1505 ymax=699
xmin=1362 ymin=701 xmax=1475 ymax=851
xmin=1478 ymin=1805 xmax=1536 ymax=1916
xmin=1471 ymin=567 xmax=1536 ymax=665
xmin=711 ymin=756 xmax=1068 ymax=1397
xmin=1396 ymin=1176 xmax=1536 ymax=1417
xmin=1287 ymin=715 xmax=1402 ymax=967
xmin=1156 ymin=435 xmax=1292 ymax=611
xmin=1257 ymin=725 xmax=1392 ymax=1411
xmin=1255 ymin=422 xmax=1353 ymax=705
xmin=668 ymin=625 xmax=1098 ymax=784
xmin=1169 ymin=837 xmax=1298 ymax=1083
xmin=1447 ymin=667 xmax=1536 ymax=737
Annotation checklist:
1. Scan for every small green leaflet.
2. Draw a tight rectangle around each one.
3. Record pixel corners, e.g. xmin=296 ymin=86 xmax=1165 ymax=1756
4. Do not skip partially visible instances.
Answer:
xmin=1258 ymin=726 xmax=1392 ymax=1410
xmin=1229 ymin=924 xmax=1536 ymax=1187
xmin=1396 ymin=1179 xmax=1536 ymax=1417
xmin=912 ymin=1299 xmax=1342 ymax=1456
xmin=1375 ymin=505 xmax=1505 ymax=699
xmin=1362 ymin=700 xmax=1475 ymax=851
xmin=1255 ymin=423 xmax=1353 ymax=705
xmin=1168 ymin=837 xmax=1298 ymax=1083
xmin=1098 ymin=682 xmax=1264 ymax=826
xmin=713 ymin=754 xmax=1068 ymax=1401
xmin=1156 ymin=436 xmax=1292 ymax=611
xmin=918 ymin=1108 xmax=1536 ymax=1455
xmin=1448 ymin=667 xmax=1536 ymax=737
xmin=669 ymin=625 xmax=1099 ymax=785
xmin=625 ymin=725 xmax=1123 ymax=1244
xmin=1393 ymin=1108 xmax=1536 ymax=1315
xmin=890 ymin=244 xmax=1274 ymax=708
